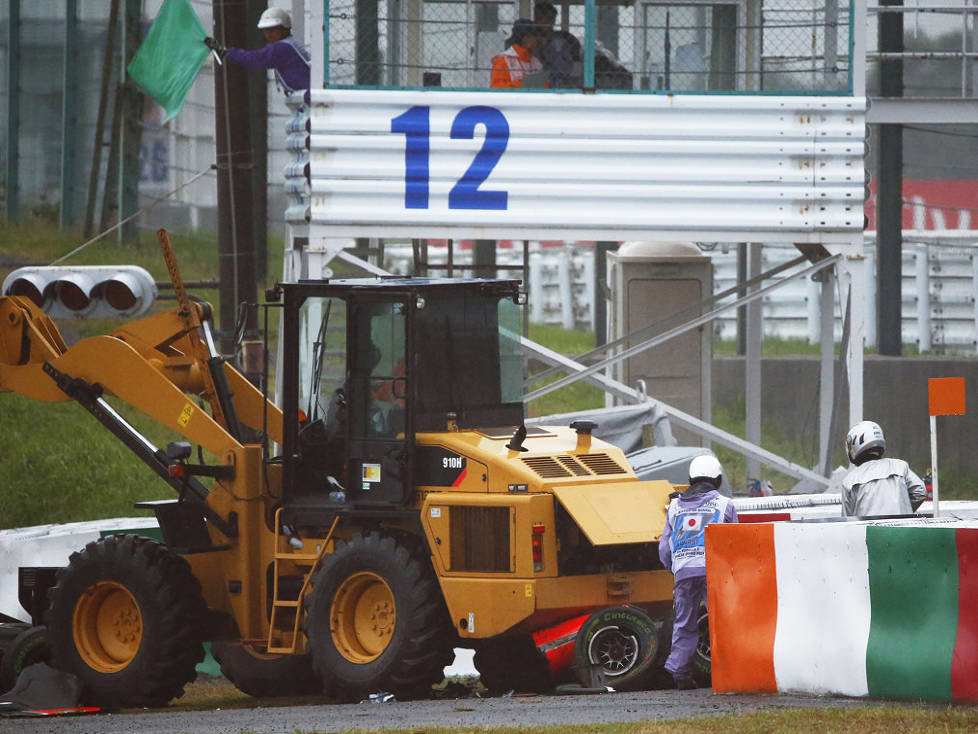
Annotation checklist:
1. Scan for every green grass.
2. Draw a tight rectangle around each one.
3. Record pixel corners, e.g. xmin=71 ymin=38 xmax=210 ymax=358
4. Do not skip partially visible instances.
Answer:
xmin=336 ymin=708 xmax=978 ymax=734
xmin=0 ymin=394 xmax=190 ymax=528
xmin=714 ymin=337 xmax=823 ymax=356
xmin=525 ymin=322 xmax=605 ymax=417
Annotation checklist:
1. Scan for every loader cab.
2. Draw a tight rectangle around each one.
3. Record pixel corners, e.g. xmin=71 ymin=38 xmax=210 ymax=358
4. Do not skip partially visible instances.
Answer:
xmin=279 ymin=278 xmax=524 ymax=523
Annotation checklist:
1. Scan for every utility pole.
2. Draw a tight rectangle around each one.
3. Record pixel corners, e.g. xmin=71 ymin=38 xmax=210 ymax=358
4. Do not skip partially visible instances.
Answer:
xmin=877 ymin=0 xmax=904 ymax=356
xmin=245 ymin=0 xmax=268 ymax=281
xmin=213 ymin=0 xmax=258 ymax=354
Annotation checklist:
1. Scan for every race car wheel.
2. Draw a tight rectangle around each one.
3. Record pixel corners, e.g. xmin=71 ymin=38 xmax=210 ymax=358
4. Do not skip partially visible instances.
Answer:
xmin=692 ymin=602 xmax=711 ymax=687
xmin=571 ymin=606 xmax=658 ymax=691
xmin=0 ymin=625 xmax=49 ymax=693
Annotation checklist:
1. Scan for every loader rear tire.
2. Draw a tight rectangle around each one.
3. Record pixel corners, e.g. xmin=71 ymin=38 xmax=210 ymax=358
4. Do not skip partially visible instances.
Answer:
xmin=474 ymin=636 xmax=553 ymax=694
xmin=303 ymin=533 xmax=454 ymax=702
xmin=0 ymin=625 xmax=49 ymax=693
xmin=46 ymin=534 xmax=207 ymax=708
xmin=210 ymin=641 xmax=322 ymax=698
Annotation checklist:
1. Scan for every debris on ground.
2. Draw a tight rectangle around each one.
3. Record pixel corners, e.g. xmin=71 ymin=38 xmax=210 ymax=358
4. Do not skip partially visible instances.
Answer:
xmin=0 ymin=663 xmax=99 ymax=717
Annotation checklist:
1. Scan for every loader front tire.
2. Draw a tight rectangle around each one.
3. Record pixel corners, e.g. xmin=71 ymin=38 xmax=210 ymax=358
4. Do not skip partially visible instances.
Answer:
xmin=303 ymin=533 xmax=453 ymax=702
xmin=46 ymin=534 xmax=207 ymax=708
xmin=210 ymin=641 xmax=322 ymax=698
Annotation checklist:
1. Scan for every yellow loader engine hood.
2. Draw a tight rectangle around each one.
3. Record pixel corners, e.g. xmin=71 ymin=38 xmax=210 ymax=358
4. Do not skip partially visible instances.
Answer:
xmin=552 ymin=480 xmax=673 ymax=545
xmin=416 ymin=425 xmax=674 ymax=546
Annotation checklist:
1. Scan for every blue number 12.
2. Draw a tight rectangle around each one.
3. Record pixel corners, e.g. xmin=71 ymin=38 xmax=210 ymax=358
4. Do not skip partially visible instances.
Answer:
xmin=390 ymin=105 xmax=510 ymax=211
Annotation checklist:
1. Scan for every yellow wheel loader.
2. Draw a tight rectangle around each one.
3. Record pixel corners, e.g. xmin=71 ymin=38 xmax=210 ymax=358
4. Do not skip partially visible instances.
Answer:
xmin=0 ymin=233 xmax=677 ymax=707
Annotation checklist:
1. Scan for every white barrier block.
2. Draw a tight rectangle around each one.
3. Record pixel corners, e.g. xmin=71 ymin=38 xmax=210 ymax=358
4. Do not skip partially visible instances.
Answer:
xmin=772 ymin=522 xmax=870 ymax=696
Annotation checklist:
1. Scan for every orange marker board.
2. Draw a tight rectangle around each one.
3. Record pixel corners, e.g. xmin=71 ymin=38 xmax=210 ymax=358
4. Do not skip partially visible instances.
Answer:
xmin=706 ymin=522 xmax=779 ymax=693
xmin=929 ymin=377 xmax=966 ymax=416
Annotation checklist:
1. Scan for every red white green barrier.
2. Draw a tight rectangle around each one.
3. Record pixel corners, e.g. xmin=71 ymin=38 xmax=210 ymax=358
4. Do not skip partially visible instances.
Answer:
xmin=706 ymin=519 xmax=978 ymax=702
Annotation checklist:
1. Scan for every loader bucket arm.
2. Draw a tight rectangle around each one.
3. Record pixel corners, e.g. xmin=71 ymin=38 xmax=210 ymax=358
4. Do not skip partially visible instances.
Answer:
xmin=1 ymin=333 xmax=241 ymax=459
xmin=109 ymin=309 xmax=284 ymax=445
xmin=0 ymin=292 xmax=247 ymax=459
xmin=0 ymin=296 xmax=68 ymax=368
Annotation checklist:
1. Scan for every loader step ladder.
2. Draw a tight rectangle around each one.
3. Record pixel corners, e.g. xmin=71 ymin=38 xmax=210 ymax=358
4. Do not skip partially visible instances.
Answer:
xmin=266 ymin=509 xmax=339 ymax=654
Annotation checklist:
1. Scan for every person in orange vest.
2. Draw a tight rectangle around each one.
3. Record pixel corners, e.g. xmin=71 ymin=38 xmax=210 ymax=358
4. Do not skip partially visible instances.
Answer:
xmin=490 ymin=19 xmax=548 ymax=88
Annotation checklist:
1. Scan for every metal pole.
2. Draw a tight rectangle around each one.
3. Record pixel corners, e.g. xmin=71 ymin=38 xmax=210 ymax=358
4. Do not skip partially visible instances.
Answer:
xmin=83 ymin=0 xmax=118 ymax=238
xmin=99 ymin=78 xmax=124 ymax=235
xmin=842 ymin=253 xmax=866 ymax=429
xmin=6 ymin=0 xmax=21 ymax=220
xmin=584 ymin=0 xmax=595 ymax=88
xmin=818 ymin=268 xmax=835 ymax=475
xmin=474 ymin=240 xmax=496 ymax=278
xmin=214 ymin=0 xmax=258 ymax=354
xmin=60 ymin=0 xmax=78 ymax=228
xmin=915 ymin=243 xmax=931 ymax=351
xmin=593 ymin=243 xmax=615 ymax=347
xmin=877 ymin=0 xmax=904 ymax=356
xmin=736 ymin=242 xmax=747 ymax=354
xmin=246 ymin=0 xmax=268 ymax=281
xmin=119 ymin=0 xmax=143 ymax=243
xmin=745 ymin=243 xmax=763 ymax=484
xmin=356 ymin=0 xmax=380 ymax=85
xmin=930 ymin=414 xmax=940 ymax=517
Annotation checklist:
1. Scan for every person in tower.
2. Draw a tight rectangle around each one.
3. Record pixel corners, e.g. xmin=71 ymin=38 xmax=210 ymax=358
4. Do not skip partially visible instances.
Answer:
xmin=205 ymin=7 xmax=311 ymax=96
xmin=490 ymin=19 xmax=548 ymax=89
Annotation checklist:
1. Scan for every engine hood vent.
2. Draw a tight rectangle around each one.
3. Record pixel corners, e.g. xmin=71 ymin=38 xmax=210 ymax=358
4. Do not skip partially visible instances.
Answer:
xmin=521 ymin=452 xmax=627 ymax=479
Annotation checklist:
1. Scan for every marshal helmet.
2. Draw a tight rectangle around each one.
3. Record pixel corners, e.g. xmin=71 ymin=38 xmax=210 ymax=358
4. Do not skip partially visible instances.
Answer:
xmin=688 ymin=454 xmax=723 ymax=488
xmin=846 ymin=420 xmax=885 ymax=465
xmin=257 ymin=7 xmax=292 ymax=29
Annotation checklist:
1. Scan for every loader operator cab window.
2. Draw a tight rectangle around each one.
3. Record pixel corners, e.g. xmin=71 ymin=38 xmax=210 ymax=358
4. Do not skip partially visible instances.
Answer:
xmin=413 ymin=290 xmax=523 ymax=430
xmin=349 ymin=302 xmax=407 ymax=440
xmin=296 ymin=296 xmax=348 ymax=483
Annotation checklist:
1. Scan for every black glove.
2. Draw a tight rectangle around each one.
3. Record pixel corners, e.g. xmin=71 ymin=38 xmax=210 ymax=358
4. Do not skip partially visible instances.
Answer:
xmin=204 ymin=36 xmax=226 ymax=56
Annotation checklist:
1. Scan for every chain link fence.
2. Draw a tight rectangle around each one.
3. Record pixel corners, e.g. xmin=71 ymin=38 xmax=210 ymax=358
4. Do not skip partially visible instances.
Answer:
xmin=325 ymin=0 xmax=852 ymax=93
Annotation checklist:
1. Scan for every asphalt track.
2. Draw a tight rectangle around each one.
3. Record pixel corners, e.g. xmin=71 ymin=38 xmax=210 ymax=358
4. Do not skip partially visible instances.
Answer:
xmin=0 ymin=688 xmax=929 ymax=734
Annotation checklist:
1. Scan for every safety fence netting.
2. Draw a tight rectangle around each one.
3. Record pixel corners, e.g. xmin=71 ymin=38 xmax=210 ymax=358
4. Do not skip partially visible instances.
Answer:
xmin=324 ymin=0 xmax=852 ymax=93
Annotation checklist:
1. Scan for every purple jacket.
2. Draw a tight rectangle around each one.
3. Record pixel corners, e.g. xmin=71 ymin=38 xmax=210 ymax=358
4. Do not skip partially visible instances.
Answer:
xmin=227 ymin=36 xmax=310 ymax=94
xmin=658 ymin=481 xmax=738 ymax=581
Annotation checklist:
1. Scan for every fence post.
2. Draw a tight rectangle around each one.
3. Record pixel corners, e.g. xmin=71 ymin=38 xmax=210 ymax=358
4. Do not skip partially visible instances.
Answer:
xmin=915 ymin=242 xmax=930 ymax=352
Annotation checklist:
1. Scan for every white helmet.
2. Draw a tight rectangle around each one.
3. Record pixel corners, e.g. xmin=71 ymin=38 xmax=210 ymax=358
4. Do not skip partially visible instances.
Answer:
xmin=846 ymin=420 xmax=885 ymax=464
xmin=689 ymin=454 xmax=723 ymax=487
xmin=257 ymin=7 xmax=292 ymax=29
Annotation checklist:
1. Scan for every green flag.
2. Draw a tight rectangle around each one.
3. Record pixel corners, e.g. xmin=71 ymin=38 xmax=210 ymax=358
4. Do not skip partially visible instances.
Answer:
xmin=127 ymin=0 xmax=210 ymax=122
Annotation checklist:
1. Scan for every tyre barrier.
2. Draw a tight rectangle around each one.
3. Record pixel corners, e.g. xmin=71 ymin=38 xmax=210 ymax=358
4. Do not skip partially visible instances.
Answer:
xmin=707 ymin=519 xmax=978 ymax=702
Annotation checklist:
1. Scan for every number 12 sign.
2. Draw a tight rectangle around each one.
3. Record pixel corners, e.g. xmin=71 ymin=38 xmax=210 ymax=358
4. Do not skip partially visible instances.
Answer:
xmin=390 ymin=105 xmax=510 ymax=211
